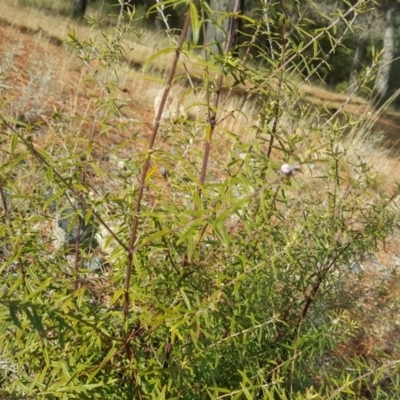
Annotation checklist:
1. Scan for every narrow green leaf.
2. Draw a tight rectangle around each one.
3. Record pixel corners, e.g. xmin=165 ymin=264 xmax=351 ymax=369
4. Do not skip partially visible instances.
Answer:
xmin=9 ymin=304 xmax=22 ymax=329
xmin=189 ymin=2 xmax=201 ymax=45
xmin=87 ymin=345 xmax=118 ymax=383
xmin=143 ymin=47 xmax=175 ymax=72
xmin=180 ymin=288 xmax=191 ymax=310
xmin=25 ymin=307 xmax=46 ymax=339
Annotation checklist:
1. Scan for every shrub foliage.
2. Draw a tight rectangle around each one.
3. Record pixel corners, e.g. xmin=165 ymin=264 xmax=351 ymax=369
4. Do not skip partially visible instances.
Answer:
xmin=0 ymin=0 xmax=399 ymax=398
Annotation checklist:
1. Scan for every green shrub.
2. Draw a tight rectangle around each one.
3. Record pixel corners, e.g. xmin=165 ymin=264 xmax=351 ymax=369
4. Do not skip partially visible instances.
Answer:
xmin=0 ymin=0 xmax=399 ymax=398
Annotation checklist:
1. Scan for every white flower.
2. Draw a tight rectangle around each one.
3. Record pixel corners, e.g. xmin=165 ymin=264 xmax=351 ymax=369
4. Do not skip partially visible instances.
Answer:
xmin=281 ymin=162 xmax=301 ymax=177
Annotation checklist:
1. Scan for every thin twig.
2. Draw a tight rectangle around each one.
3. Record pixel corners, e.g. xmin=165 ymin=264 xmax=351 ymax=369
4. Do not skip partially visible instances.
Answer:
xmin=0 ymin=177 xmax=25 ymax=281
xmin=197 ymin=0 xmax=243 ymax=196
xmin=123 ymin=9 xmax=191 ymax=318
xmin=266 ymin=0 xmax=286 ymax=160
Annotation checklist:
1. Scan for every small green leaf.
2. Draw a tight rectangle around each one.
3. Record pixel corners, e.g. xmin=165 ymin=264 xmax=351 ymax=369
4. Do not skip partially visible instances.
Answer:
xmin=189 ymin=2 xmax=201 ymax=45
xmin=180 ymin=288 xmax=191 ymax=310
xmin=143 ymin=47 xmax=175 ymax=72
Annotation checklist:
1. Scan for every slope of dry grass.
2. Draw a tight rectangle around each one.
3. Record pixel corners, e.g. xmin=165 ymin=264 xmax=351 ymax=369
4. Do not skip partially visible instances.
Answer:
xmin=4 ymin=0 xmax=400 ymax=154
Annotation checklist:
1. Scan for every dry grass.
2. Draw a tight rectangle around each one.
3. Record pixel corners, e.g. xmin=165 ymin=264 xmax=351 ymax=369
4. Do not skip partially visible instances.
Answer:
xmin=4 ymin=0 xmax=400 ymax=153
